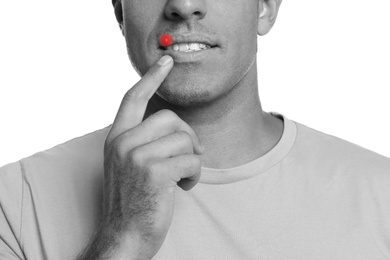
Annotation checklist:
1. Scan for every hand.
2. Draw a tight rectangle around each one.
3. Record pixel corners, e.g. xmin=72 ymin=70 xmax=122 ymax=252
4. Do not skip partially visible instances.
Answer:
xmin=102 ymin=55 xmax=204 ymax=259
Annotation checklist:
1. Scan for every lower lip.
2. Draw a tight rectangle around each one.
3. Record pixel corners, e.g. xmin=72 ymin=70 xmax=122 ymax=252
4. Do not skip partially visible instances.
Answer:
xmin=158 ymin=47 xmax=219 ymax=63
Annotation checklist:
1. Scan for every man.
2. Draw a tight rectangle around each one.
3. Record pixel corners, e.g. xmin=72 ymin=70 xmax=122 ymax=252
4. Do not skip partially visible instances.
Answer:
xmin=1 ymin=0 xmax=389 ymax=259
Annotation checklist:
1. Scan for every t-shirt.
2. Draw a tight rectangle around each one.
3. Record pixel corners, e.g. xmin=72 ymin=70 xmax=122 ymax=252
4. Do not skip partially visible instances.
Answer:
xmin=1 ymin=112 xmax=389 ymax=260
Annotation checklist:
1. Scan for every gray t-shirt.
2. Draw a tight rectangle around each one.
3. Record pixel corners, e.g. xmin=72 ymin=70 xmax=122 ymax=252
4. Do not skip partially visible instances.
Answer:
xmin=1 ymin=112 xmax=389 ymax=259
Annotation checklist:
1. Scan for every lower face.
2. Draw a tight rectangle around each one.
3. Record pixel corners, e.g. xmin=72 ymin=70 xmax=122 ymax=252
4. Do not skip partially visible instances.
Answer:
xmin=122 ymin=0 xmax=259 ymax=108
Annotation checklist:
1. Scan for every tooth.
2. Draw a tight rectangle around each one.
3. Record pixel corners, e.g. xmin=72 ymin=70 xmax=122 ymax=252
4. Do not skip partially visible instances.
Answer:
xmin=188 ymin=43 xmax=200 ymax=51
xmin=179 ymin=43 xmax=189 ymax=51
xmin=191 ymin=43 xmax=202 ymax=51
xmin=167 ymin=43 xmax=211 ymax=52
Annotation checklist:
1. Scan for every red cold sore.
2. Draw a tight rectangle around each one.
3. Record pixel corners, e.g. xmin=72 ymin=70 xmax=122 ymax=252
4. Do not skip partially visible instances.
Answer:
xmin=160 ymin=33 xmax=173 ymax=47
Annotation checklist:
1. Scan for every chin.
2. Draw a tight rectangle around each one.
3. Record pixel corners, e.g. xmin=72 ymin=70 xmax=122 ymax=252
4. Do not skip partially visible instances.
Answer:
xmin=156 ymin=78 xmax=216 ymax=108
xmin=155 ymin=65 xmax=235 ymax=108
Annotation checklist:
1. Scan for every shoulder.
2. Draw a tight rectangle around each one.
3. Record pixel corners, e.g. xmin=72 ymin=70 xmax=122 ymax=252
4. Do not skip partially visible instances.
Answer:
xmin=0 ymin=126 xmax=111 ymax=258
xmin=0 ymin=125 xmax=111 ymax=202
xmin=12 ymin=126 xmax=110 ymax=177
xmin=293 ymin=120 xmax=390 ymax=170
xmin=291 ymin=121 xmax=390 ymax=223
xmin=0 ymin=123 xmax=111 ymax=185
xmin=289 ymin=119 xmax=390 ymax=199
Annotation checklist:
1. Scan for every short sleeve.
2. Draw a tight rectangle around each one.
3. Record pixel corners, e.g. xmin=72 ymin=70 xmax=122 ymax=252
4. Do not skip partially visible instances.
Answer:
xmin=0 ymin=161 xmax=25 ymax=259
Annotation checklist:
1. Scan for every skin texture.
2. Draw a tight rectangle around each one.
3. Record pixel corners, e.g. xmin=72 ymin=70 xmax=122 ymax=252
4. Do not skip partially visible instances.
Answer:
xmin=77 ymin=0 xmax=283 ymax=259
xmin=119 ymin=0 xmax=284 ymax=169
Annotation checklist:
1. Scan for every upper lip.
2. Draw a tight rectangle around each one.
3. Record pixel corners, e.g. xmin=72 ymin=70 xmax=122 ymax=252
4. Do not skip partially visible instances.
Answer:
xmin=158 ymin=33 xmax=219 ymax=49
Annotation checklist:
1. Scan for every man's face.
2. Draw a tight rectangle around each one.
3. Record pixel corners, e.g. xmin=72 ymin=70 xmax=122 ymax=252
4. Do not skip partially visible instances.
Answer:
xmin=121 ymin=0 xmax=260 ymax=107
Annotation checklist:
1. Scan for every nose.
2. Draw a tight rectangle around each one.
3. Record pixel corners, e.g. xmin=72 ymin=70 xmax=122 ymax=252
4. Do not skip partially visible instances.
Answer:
xmin=164 ymin=0 xmax=207 ymax=21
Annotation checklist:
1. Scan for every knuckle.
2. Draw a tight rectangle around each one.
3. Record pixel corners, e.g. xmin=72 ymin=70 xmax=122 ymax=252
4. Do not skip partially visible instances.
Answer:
xmin=123 ymin=89 xmax=137 ymax=102
xmin=174 ymin=131 xmax=192 ymax=145
xmin=189 ymin=155 xmax=202 ymax=169
xmin=106 ymin=129 xmax=140 ymax=161
xmin=128 ymin=147 xmax=145 ymax=166
xmin=105 ymin=135 xmax=126 ymax=159
xmin=123 ymin=87 xmax=144 ymax=102
xmin=115 ymin=138 xmax=129 ymax=158
xmin=145 ymin=159 xmax=164 ymax=184
xmin=157 ymin=109 xmax=179 ymax=122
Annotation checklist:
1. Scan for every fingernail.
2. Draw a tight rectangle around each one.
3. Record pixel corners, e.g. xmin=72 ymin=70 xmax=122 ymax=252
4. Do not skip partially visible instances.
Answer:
xmin=158 ymin=55 xmax=173 ymax=66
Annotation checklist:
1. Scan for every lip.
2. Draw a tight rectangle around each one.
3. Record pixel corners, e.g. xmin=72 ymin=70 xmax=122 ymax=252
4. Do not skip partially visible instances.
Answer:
xmin=158 ymin=47 xmax=220 ymax=63
xmin=158 ymin=33 xmax=219 ymax=49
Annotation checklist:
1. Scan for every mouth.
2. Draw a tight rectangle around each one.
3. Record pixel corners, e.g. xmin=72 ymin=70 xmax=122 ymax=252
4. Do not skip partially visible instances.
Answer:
xmin=156 ymin=33 xmax=221 ymax=63
xmin=157 ymin=43 xmax=220 ymax=63
xmin=158 ymin=42 xmax=218 ymax=52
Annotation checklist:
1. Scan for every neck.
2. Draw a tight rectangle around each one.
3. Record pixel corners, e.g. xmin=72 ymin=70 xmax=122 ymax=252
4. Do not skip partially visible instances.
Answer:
xmin=143 ymin=59 xmax=283 ymax=169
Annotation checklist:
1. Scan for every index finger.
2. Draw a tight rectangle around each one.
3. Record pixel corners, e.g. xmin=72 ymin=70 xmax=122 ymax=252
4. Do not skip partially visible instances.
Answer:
xmin=108 ymin=55 xmax=174 ymax=141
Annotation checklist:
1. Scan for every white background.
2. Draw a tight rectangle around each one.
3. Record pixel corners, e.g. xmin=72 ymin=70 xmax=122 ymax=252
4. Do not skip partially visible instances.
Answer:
xmin=0 ymin=0 xmax=389 ymax=166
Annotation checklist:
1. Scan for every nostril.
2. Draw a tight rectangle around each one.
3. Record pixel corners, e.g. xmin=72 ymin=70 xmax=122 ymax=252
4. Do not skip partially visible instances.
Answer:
xmin=171 ymin=13 xmax=180 ymax=19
